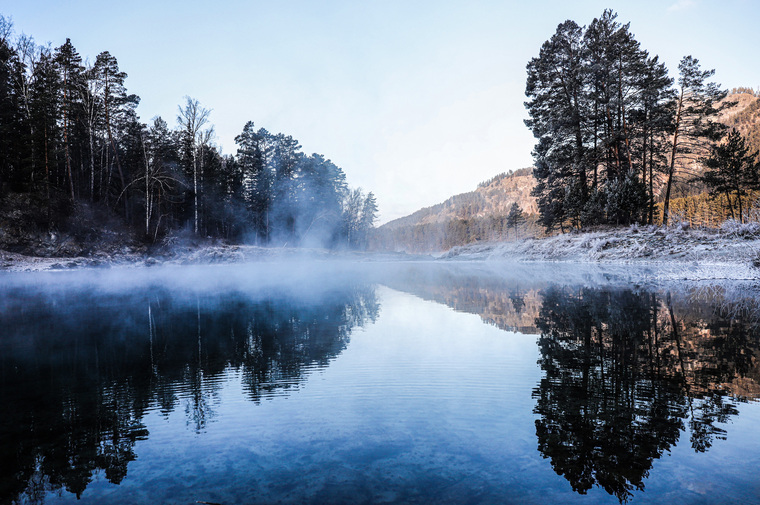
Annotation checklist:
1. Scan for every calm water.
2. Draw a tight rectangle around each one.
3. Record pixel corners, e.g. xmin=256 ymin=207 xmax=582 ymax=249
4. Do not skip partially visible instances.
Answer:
xmin=1 ymin=262 xmax=759 ymax=504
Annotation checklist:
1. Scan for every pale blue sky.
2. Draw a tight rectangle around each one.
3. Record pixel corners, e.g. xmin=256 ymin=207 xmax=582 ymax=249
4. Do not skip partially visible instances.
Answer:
xmin=3 ymin=0 xmax=759 ymax=222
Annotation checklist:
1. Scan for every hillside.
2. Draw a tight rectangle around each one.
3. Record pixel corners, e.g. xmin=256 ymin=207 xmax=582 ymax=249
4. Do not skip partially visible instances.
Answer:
xmin=720 ymin=88 xmax=760 ymax=157
xmin=371 ymin=168 xmax=538 ymax=253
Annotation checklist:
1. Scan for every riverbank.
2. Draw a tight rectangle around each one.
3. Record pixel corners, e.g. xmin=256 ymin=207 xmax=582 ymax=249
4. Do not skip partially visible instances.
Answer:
xmin=439 ymin=223 xmax=760 ymax=281
xmin=2 ymin=223 xmax=759 ymax=282
xmin=0 ymin=242 xmax=424 ymax=272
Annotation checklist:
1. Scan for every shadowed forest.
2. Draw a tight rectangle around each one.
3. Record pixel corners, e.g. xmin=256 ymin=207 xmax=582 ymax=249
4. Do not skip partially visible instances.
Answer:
xmin=0 ymin=15 xmax=377 ymax=252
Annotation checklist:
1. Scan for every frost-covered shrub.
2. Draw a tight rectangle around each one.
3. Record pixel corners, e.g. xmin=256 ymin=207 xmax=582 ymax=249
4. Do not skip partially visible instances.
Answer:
xmin=581 ymin=189 xmax=607 ymax=227
xmin=589 ymin=237 xmax=622 ymax=255
xmin=605 ymin=172 xmax=647 ymax=225
xmin=720 ymin=219 xmax=760 ymax=238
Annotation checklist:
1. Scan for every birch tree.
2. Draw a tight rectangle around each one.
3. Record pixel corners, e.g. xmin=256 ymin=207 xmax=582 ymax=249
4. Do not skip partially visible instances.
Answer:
xmin=177 ymin=96 xmax=211 ymax=235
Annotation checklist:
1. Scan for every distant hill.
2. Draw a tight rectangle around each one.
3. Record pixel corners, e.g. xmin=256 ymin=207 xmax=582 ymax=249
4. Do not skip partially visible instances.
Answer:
xmin=720 ymin=88 xmax=760 ymax=158
xmin=370 ymin=168 xmax=538 ymax=253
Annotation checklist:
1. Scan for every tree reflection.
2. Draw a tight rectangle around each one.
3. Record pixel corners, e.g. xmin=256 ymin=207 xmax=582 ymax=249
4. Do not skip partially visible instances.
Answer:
xmin=533 ymin=286 xmax=760 ymax=502
xmin=0 ymin=281 xmax=378 ymax=504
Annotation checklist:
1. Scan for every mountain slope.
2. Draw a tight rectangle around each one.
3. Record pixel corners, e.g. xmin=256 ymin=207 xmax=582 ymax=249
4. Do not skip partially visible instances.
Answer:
xmin=720 ymin=88 xmax=760 ymax=157
xmin=371 ymin=168 xmax=538 ymax=253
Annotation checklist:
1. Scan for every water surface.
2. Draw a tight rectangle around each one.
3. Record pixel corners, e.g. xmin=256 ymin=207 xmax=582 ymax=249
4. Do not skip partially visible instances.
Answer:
xmin=1 ymin=263 xmax=759 ymax=504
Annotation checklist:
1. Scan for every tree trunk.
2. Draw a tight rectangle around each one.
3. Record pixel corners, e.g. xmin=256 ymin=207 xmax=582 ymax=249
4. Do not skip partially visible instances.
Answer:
xmin=663 ymin=88 xmax=684 ymax=226
xmin=737 ymin=193 xmax=744 ymax=223
xmin=44 ymin=121 xmax=51 ymax=227
xmin=648 ymin=135 xmax=654 ymax=225
xmin=193 ymin=143 xmax=198 ymax=234
xmin=63 ymin=70 xmax=75 ymax=202
xmin=104 ymin=68 xmax=129 ymax=220
xmin=142 ymin=134 xmax=151 ymax=236
xmin=724 ymin=191 xmax=735 ymax=220
xmin=89 ymin=125 xmax=95 ymax=202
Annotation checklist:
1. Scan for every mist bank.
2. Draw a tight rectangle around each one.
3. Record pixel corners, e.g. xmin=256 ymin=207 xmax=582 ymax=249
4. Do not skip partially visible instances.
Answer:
xmin=0 ymin=243 xmax=430 ymax=272
xmin=2 ymin=224 xmax=760 ymax=283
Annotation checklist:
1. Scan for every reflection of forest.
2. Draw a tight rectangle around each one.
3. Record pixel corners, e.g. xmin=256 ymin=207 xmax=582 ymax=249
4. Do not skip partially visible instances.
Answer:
xmin=533 ymin=285 xmax=760 ymax=502
xmin=381 ymin=267 xmax=544 ymax=334
xmin=388 ymin=271 xmax=760 ymax=502
xmin=0 ymin=283 xmax=378 ymax=504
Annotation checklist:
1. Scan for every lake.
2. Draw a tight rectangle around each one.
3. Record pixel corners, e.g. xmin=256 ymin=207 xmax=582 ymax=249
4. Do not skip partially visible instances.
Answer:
xmin=1 ymin=262 xmax=759 ymax=504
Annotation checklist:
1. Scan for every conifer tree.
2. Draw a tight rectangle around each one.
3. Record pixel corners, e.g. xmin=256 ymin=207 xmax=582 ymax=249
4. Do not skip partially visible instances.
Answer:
xmin=93 ymin=51 xmax=137 ymax=216
xmin=506 ymin=202 xmax=525 ymax=238
xmin=662 ymin=56 xmax=728 ymax=225
xmin=700 ymin=129 xmax=760 ymax=223
xmin=54 ymin=38 xmax=83 ymax=201
xmin=525 ymin=19 xmax=586 ymax=231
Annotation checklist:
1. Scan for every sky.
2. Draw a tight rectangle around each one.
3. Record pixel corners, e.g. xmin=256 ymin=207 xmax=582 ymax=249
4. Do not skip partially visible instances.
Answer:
xmin=3 ymin=0 xmax=760 ymax=223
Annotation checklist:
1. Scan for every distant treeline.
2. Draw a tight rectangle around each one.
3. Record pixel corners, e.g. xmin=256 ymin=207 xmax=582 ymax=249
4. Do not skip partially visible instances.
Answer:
xmin=659 ymin=191 xmax=760 ymax=228
xmin=477 ymin=167 xmax=533 ymax=188
xmin=0 ymin=15 xmax=376 ymax=248
xmin=526 ymin=10 xmax=760 ymax=231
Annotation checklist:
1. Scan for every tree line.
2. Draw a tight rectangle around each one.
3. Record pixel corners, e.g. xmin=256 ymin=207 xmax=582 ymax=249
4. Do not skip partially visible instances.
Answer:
xmin=525 ymin=10 xmax=760 ymax=231
xmin=0 ymin=15 xmax=377 ymax=249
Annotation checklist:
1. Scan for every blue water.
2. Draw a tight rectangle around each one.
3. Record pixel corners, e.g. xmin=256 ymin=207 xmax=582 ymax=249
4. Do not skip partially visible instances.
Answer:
xmin=1 ymin=263 xmax=758 ymax=504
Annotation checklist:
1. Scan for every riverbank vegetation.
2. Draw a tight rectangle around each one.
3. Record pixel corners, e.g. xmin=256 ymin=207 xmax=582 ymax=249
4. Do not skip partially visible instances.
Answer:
xmin=0 ymin=15 xmax=377 ymax=254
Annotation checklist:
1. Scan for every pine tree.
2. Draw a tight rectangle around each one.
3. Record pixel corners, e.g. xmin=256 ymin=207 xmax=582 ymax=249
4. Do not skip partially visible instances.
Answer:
xmin=637 ymin=56 xmax=674 ymax=223
xmin=526 ymin=11 xmax=674 ymax=231
xmin=29 ymin=49 xmax=61 ymax=222
xmin=54 ymin=38 xmax=83 ymax=201
xmin=0 ymin=18 xmax=20 ymax=196
xmin=93 ymin=51 xmax=138 ymax=217
xmin=662 ymin=56 xmax=728 ymax=225
xmin=700 ymin=129 xmax=760 ymax=223
xmin=525 ymin=19 xmax=587 ymax=231
xmin=235 ymin=121 xmax=270 ymax=240
xmin=505 ymin=202 xmax=526 ymax=238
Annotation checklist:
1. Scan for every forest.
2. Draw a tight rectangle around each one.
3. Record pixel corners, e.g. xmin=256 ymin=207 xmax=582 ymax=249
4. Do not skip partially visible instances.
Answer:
xmin=525 ymin=10 xmax=760 ymax=232
xmin=0 ymin=15 xmax=377 ymax=251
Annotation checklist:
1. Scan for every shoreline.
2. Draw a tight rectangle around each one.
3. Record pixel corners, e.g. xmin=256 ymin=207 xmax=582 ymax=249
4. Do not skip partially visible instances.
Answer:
xmin=1 ymin=225 xmax=759 ymax=283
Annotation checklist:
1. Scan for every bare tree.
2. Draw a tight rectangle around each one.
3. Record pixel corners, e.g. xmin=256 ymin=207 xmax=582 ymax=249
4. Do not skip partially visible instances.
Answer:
xmin=0 ymin=14 xmax=12 ymax=44
xmin=177 ymin=96 xmax=211 ymax=234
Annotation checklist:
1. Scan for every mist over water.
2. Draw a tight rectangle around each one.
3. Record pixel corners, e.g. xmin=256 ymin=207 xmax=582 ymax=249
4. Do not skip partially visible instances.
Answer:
xmin=1 ymin=262 xmax=759 ymax=504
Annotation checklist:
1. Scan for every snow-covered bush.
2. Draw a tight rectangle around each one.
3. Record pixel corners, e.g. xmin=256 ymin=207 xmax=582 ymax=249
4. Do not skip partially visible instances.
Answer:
xmin=720 ymin=219 xmax=760 ymax=238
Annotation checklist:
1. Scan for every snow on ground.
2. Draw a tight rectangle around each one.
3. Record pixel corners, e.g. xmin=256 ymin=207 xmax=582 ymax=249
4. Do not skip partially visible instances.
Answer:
xmin=440 ymin=223 xmax=760 ymax=282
